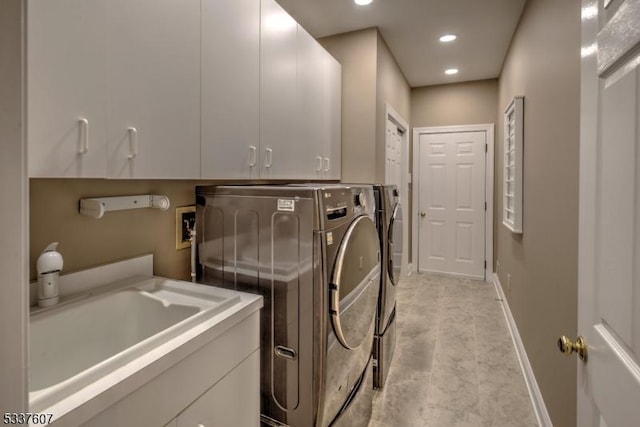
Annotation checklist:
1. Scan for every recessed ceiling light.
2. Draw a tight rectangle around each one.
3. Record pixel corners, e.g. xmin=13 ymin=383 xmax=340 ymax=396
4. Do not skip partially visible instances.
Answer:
xmin=354 ymin=0 xmax=373 ymax=5
xmin=439 ymin=34 xmax=457 ymax=43
xmin=445 ymin=68 xmax=459 ymax=75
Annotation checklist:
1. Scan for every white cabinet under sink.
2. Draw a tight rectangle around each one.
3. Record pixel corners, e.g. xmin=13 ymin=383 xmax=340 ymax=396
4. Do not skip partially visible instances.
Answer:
xmin=174 ymin=351 xmax=260 ymax=427
xmin=76 ymin=307 xmax=260 ymax=427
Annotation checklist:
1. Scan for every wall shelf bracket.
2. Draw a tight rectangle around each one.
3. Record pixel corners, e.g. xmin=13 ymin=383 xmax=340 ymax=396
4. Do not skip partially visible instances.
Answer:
xmin=79 ymin=195 xmax=170 ymax=219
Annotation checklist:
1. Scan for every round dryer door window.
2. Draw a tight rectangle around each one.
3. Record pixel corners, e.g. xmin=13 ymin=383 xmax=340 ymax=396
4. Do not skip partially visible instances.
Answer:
xmin=330 ymin=215 xmax=381 ymax=350
xmin=388 ymin=203 xmax=403 ymax=286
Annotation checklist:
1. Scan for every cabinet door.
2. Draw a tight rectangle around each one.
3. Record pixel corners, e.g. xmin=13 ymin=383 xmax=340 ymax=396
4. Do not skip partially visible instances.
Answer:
xmin=27 ymin=0 xmax=108 ymax=178
xmin=260 ymin=0 xmax=298 ymax=179
xmin=201 ymin=0 xmax=260 ymax=180
xmin=296 ymin=26 xmax=324 ymax=180
xmin=107 ymin=0 xmax=200 ymax=179
xmin=176 ymin=350 xmax=260 ymax=427
xmin=322 ymin=52 xmax=342 ymax=180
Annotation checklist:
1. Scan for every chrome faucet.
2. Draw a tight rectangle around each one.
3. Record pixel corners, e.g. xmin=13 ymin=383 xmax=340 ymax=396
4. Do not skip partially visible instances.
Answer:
xmin=36 ymin=242 xmax=63 ymax=307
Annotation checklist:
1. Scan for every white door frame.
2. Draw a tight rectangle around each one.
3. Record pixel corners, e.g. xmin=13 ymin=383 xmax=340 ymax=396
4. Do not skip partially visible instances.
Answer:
xmin=412 ymin=124 xmax=495 ymax=280
xmin=385 ymin=103 xmax=411 ymax=274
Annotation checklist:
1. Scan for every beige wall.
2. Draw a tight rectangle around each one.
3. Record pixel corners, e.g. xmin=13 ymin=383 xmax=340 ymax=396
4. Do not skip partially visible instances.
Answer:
xmin=411 ymin=79 xmax=498 ymax=128
xmin=375 ymin=33 xmax=411 ymax=183
xmin=0 ymin=0 xmax=28 ymax=412
xmin=319 ymin=29 xmax=378 ymax=183
xmin=30 ymin=179 xmax=207 ymax=282
xmin=320 ymin=28 xmax=411 ymax=184
xmin=496 ymin=0 xmax=580 ymax=426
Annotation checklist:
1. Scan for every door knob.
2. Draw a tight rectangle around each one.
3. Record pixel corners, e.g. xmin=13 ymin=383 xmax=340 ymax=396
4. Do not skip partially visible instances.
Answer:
xmin=557 ymin=335 xmax=587 ymax=362
xmin=420 ymin=211 xmax=426 ymax=218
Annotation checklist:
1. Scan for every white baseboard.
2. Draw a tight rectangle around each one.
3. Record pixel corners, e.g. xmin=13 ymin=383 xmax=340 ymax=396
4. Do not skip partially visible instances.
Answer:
xmin=492 ymin=273 xmax=553 ymax=427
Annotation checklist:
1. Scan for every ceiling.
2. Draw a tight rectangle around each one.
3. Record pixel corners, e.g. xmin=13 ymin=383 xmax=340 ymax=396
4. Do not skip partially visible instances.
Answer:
xmin=275 ymin=0 xmax=527 ymax=88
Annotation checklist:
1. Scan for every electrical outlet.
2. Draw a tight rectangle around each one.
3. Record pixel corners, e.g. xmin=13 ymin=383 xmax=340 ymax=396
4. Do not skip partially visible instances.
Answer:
xmin=175 ymin=206 xmax=196 ymax=250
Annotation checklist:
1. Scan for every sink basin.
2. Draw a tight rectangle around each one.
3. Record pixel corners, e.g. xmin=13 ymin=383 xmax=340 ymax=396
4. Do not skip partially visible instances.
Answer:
xmin=29 ymin=276 xmax=241 ymax=411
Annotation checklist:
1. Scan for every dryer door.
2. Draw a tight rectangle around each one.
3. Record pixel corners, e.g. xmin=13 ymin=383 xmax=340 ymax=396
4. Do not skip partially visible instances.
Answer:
xmin=388 ymin=203 xmax=403 ymax=286
xmin=330 ymin=215 xmax=381 ymax=350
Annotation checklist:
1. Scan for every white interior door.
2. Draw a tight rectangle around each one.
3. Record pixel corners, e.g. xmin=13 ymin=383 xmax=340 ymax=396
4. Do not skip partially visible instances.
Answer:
xmin=578 ymin=1 xmax=640 ymax=426
xmin=417 ymin=131 xmax=485 ymax=279
xmin=385 ymin=119 xmax=402 ymax=186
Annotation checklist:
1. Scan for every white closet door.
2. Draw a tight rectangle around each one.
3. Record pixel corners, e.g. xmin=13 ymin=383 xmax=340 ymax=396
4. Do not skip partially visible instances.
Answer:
xmin=296 ymin=26 xmax=324 ymax=180
xmin=27 ymin=0 xmax=108 ymax=178
xmin=260 ymin=0 xmax=299 ymax=179
xmin=418 ymin=131 xmax=486 ymax=278
xmin=107 ymin=0 xmax=200 ymax=179
xmin=201 ymin=0 xmax=260 ymax=180
xmin=322 ymin=53 xmax=342 ymax=180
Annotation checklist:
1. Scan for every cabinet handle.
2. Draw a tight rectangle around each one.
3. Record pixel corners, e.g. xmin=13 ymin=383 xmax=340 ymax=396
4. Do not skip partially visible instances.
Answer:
xmin=316 ymin=156 xmax=323 ymax=172
xmin=127 ymin=127 xmax=138 ymax=159
xmin=249 ymin=145 xmax=257 ymax=167
xmin=324 ymin=157 xmax=330 ymax=173
xmin=78 ymin=118 xmax=89 ymax=154
xmin=265 ymin=148 xmax=273 ymax=168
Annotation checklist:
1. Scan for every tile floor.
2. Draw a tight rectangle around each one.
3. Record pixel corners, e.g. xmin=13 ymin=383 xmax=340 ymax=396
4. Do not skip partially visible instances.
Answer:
xmin=369 ymin=273 xmax=538 ymax=427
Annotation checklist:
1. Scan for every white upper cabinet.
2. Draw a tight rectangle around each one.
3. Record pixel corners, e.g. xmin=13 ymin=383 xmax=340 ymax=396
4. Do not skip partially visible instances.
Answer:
xmin=27 ymin=0 xmax=340 ymax=181
xmin=28 ymin=0 xmax=108 ymax=178
xmin=201 ymin=0 xmax=260 ymax=180
xmin=106 ymin=0 xmax=201 ymax=179
xmin=296 ymin=26 xmax=324 ymax=180
xmin=322 ymin=52 xmax=342 ymax=181
xmin=260 ymin=0 xmax=299 ymax=179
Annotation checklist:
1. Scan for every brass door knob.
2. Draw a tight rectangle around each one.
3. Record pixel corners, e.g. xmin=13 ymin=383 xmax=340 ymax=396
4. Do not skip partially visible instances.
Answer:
xmin=420 ymin=211 xmax=426 ymax=218
xmin=557 ymin=335 xmax=588 ymax=362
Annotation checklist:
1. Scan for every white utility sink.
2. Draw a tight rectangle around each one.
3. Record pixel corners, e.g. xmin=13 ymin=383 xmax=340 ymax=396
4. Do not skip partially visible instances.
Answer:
xmin=29 ymin=276 xmax=241 ymax=413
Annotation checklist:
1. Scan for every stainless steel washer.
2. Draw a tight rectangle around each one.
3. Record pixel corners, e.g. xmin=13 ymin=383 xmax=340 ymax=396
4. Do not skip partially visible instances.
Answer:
xmin=195 ymin=184 xmax=380 ymax=427
xmin=372 ymin=184 xmax=403 ymax=389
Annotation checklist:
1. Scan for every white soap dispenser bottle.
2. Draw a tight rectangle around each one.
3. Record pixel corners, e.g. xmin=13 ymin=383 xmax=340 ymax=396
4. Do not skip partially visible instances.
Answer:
xmin=37 ymin=242 xmax=63 ymax=307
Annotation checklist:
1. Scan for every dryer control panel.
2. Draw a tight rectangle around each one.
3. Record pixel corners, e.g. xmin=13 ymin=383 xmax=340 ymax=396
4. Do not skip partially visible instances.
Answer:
xmin=319 ymin=186 xmax=375 ymax=229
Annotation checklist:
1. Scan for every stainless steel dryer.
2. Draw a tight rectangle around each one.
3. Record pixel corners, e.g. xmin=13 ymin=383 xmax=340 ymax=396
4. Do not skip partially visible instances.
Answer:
xmin=195 ymin=184 xmax=380 ymax=427
xmin=372 ymin=184 xmax=403 ymax=389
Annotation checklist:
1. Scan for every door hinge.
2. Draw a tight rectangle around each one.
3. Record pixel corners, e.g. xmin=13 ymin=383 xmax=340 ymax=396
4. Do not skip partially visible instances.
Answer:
xmin=485 ymin=202 xmax=487 ymax=211
xmin=485 ymin=143 xmax=488 ymax=153
xmin=484 ymin=260 xmax=487 ymax=269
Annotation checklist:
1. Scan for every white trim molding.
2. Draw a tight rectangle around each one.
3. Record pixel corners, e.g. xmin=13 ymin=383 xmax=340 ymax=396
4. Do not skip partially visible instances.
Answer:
xmin=412 ymin=124 xmax=494 ymax=280
xmin=493 ymin=273 xmax=553 ymax=427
